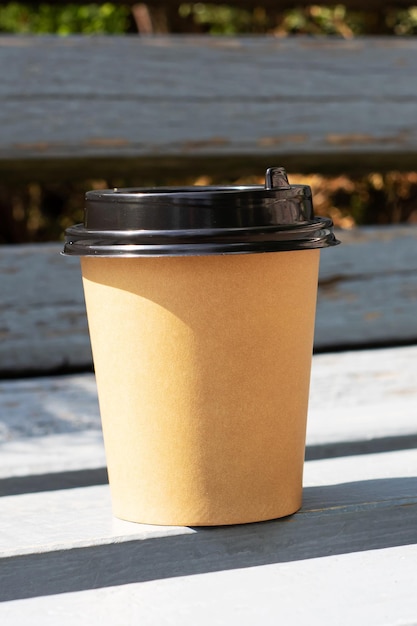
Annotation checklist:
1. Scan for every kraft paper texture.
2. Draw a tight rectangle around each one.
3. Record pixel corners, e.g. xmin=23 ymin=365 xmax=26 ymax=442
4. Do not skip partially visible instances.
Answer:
xmin=81 ymin=250 xmax=320 ymax=526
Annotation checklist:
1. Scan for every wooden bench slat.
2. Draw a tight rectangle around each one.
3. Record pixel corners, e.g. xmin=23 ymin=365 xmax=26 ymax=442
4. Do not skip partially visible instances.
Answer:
xmin=316 ymin=225 xmax=417 ymax=351
xmin=2 ymin=36 xmax=417 ymax=178
xmin=0 ymin=244 xmax=90 ymax=374
xmin=5 ymin=37 xmax=417 ymax=99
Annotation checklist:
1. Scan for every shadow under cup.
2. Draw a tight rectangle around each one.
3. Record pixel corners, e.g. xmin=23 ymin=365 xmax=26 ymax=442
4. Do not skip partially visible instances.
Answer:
xmin=63 ymin=168 xmax=339 ymax=526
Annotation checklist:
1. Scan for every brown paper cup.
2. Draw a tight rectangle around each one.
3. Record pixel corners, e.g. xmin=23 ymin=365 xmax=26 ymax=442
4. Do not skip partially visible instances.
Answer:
xmin=81 ymin=249 xmax=320 ymax=526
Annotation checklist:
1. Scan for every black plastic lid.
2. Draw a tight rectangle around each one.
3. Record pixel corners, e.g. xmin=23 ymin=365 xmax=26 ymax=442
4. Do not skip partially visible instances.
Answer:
xmin=63 ymin=167 xmax=339 ymax=257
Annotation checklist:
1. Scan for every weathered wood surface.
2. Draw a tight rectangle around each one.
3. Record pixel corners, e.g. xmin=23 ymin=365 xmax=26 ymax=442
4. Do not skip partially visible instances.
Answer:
xmin=316 ymin=225 xmax=417 ymax=350
xmin=0 ymin=244 xmax=90 ymax=375
xmin=1 ymin=344 xmax=417 ymax=482
xmin=1 ymin=226 xmax=417 ymax=375
xmin=2 ymin=36 xmax=417 ymax=180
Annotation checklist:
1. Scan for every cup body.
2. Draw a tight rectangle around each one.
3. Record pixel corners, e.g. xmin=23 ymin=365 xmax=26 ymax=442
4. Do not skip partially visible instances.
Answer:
xmin=81 ymin=248 xmax=320 ymax=526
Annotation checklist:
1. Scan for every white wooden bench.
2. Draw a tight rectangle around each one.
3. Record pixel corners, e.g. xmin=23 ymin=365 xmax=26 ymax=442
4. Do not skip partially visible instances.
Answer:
xmin=1 ymin=22 xmax=417 ymax=624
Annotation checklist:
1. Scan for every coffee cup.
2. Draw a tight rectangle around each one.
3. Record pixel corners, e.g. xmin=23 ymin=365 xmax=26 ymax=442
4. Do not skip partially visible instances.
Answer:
xmin=63 ymin=167 xmax=339 ymax=526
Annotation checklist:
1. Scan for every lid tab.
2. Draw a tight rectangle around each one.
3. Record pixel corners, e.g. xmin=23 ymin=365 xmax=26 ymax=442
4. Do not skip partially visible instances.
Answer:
xmin=265 ymin=167 xmax=291 ymax=190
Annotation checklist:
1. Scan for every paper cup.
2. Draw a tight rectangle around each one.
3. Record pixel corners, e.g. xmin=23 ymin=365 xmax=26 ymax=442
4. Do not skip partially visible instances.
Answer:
xmin=64 ymin=167 xmax=339 ymax=525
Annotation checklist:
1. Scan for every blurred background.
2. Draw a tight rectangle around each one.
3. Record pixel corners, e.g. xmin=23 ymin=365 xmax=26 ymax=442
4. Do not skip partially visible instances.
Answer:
xmin=1 ymin=2 xmax=417 ymax=243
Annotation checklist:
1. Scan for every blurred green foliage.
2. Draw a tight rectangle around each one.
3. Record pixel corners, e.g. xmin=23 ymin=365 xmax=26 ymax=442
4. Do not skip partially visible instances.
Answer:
xmin=0 ymin=2 xmax=130 ymax=34
xmin=388 ymin=7 xmax=417 ymax=35
xmin=2 ymin=2 xmax=417 ymax=35
xmin=183 ymin=4 xmax=417 ymax=36
xmin=179 ymin=4 xmax=254 ymax=34
xmin=178 ymin=3 xmax=362 ymax=36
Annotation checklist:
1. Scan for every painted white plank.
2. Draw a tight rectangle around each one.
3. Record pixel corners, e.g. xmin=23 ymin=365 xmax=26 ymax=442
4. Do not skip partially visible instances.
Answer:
xmin=1 ymin=345 xmax=417 ymax=480
xmin=0 ymin=485 xmax=190 ymax=559
xmin=0 ymin=374 xmax=102 ymax=479
xmin=1 ymin=226 xmax=417 ymax=374
xmin=0 ymin=449 xmax=416 ymax=602
xmin=307 ymin=344 xmax=417 ymax=446
xmin=1 ymin=545 xmax=417 ymax=626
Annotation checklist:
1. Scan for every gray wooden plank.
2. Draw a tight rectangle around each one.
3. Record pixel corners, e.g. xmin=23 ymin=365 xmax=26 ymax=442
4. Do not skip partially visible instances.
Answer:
xmin=1 ymin=226 xmax=417 ymax=374
xmin=0 ymin=449 xmax=416 ymax=602
xmin=316 ymin=225 xmax=417 ymax=350
xmin=2 ymin=37 xmax=417 ymax=176
xmin=0 ymin=243 xmax=90 ymax=375
xmin=1 ymin=345 xmax=417 ymax=481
